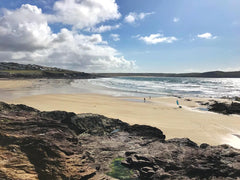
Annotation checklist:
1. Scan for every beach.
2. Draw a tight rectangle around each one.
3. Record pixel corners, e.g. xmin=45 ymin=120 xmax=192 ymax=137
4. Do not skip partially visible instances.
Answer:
xmin=0 ymin=79 xmax=33 ymax=89
xmin=1 ymin=79 xmax=240 ymax=148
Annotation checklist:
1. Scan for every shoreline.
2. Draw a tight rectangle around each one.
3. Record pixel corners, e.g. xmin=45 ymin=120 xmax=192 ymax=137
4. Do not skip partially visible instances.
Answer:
xmin=6 ymin=93 xmax=240 ymax=148
xmin=0 ymin=79 xmax=240 ymax=148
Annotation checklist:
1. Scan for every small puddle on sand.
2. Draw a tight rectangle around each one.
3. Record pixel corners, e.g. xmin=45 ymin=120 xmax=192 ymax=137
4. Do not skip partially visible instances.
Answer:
xmin=196 ymin=107 xmax=208 ymax=111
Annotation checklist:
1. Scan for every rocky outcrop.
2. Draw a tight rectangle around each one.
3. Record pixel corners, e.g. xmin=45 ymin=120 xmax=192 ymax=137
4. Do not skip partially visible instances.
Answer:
xmin=208 ymin=101 xmax=240 ymax=115
xmin=123 ymin=141 xmax=240 ymax=179
xmin=0 ymin=101 xmax=240 ymax=179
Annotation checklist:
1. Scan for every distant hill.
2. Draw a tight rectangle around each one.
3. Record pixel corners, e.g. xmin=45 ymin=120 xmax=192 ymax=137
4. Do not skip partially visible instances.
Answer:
xmin=0 ymin=62 xmax=95 ymax=79
xmin=96 ymin=71 xmax=240 ymax=78
xmin=0 ymin=62 xmax=240 ymax=79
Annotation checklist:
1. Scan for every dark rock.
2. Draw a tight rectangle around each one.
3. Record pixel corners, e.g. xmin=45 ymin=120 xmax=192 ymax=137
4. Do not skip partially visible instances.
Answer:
xmin=234 ymin=97 xmax=240 ymax=102
xmin=208 ymin=101 xmax=240 ymax=115
xmin=200 ymin=143 xmax=210 ymax=149
xmin=126 ymin=124 xmax=166 ymax=141
xmin=196 ymin=101 xmax=210 ymax=106
xmin=167 ymin=138 xmax=198 ymax=148
xmin=125 ymin=151 xmax=137 ymax=156
xmin=140 ymin=166 xmax=155 ymax=177
xmin=69 ymin=113 xmax=130 ymax=135
xmin=0 ymin=101 xmax=240 ymax=180
xmin=0 ymin=101 xmax=38 ymax=113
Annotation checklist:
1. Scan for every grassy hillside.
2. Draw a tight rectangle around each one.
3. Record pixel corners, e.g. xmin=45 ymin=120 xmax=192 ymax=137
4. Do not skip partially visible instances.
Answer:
xmin=0 ymin=62 xmax=95 ymax=79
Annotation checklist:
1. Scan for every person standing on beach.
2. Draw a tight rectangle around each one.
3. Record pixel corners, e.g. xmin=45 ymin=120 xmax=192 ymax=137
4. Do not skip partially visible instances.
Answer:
xmin=144 ymin=98 xmax=146 ymax=103
xmin=176 ymin=99 xmax=182 ymax=108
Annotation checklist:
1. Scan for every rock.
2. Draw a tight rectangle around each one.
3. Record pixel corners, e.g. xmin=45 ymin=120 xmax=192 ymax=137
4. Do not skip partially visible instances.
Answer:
xmin=152 ymin=168 xmax=171 ymax=179
xmin=0 ymin=101 xmax=240 ymax=179
xmin=234 ymin=97 xmax=240 ymax=102
xmin=140 ymin=166 xmax=155 ymax=177
xmin=125 ymin=151 xmax=137 ymax=156
xmin=208 ymin=101 xmax=240 ymax=115
xmin=166 ymin=138 xmax=198 ymax=148
xmin=200 ymin=143 xmax=210 ymax=149
xmin=196 ymin=101 xmax=210 ymax=106
xmin=69 ymin=113 xmax=130 ymax=135
xmin=126 ymin=124 xmax=166 ymax=141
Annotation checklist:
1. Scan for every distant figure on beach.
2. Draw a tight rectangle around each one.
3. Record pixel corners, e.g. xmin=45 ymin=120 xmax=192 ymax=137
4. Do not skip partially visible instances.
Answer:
xmin=144 ymin=98 xmax=146 ymax=103
xmin=149 ymin=96 xmax=151 ymax=99
xmin=176 ymin=99 xmax=182 ymax=108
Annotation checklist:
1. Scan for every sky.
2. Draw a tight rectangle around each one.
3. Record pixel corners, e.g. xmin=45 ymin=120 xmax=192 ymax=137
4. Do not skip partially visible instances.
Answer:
xmin=0 ymin=0 xmax=239 ymax=73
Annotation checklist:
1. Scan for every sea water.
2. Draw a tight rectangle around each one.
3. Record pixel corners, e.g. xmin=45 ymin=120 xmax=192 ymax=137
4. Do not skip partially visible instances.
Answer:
xmin=85 ymin=77 xmax=240 ymax=98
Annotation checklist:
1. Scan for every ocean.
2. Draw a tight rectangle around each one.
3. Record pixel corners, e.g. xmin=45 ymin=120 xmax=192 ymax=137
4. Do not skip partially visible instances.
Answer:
xmin=85 ymin=77 xmax=240 ymax=98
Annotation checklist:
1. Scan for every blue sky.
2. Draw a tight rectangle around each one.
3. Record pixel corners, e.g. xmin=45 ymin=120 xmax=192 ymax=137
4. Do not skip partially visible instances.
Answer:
xmin=0 ymin=0 xmax=239 ymax=72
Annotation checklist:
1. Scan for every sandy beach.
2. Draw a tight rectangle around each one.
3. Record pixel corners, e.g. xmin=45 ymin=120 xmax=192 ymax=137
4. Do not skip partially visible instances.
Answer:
xmin=1 ymin=79 xmax=240 ymax=148
xmin=0 ymin=79 xmax=33 ymax=89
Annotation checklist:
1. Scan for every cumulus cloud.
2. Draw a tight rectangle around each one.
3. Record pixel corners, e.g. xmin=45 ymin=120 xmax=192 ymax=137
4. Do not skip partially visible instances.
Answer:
xmin=0 ymin=4 xmax=135 ymax=72
xmin=85 ymin=24 xmax=121 ymax=33
xmin=197 ymin=32 xmax=217 ymax=39
xmin=110 ymin=34 xmax=120 ymax=41
xmin=48 ymin=0 xmax=121 ymax=29
xmin=0 ymin=4 xmax=54 ymax=51
xmin=139 ymin=33 xmax=177 ymax=44
xmin=173 ymin=17 xmax=180 ymax=23
xmin=124 ymin=12 xmax=154 ymax=24
xmin=36 ymin=29 xmax=134 ymax=72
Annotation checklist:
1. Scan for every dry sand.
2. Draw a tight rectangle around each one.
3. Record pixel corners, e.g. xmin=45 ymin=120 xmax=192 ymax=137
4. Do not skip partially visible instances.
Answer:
xmin=6 ymin=93 xmax=240 ymax=148
xmin=0 ymin=79 xmax=33 ymax=89
xmin=0 ymin=79 xmax=240 ymax=148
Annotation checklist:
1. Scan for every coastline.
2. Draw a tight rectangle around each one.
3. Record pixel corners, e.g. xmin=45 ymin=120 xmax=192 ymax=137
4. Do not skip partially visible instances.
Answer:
xmin=1 ymin=79 xmax=240 ymax=148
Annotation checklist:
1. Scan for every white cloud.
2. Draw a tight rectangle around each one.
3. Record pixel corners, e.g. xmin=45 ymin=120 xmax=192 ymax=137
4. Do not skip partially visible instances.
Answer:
xmin=0 ymin=4 xmax=54 ymax=51
xmin=139 ymin=33 xmax=177 ymax=44
xmin=197 ymin=32 xmax=217 ymax=39
xmin=110 ymin=34 xmax=120 ymax=41
xmin=85 ymin=24 xmax=121 ymax=33
xmin=173 ymin=17 xmax=180 ymax=23
xmin=48 ymin=0 xmax=121 ymax=29
xmin=0 ymin=4 xmax=135 ymax=72
xmin=124 ymin=12 xmax=154 ymax=24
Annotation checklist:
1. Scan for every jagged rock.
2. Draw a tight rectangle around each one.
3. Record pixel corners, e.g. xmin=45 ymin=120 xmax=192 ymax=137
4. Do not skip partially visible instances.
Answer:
xmin=166 ymin=138 xmax=198 ymax=148
xmin=69 ymin=113 xmax=130 ymax=135
xmin=0 ymin=102 xmax=240 ymax=180
xmin=208 ymin=101 xmax=240 ymax=115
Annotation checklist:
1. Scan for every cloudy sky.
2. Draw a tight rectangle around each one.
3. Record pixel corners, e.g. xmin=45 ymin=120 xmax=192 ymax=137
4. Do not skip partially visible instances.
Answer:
xmin=0 ymin=0 xmax=239 ymax=72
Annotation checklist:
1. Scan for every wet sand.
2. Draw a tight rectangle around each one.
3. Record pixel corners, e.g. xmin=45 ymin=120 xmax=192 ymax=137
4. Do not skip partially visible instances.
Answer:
xmin=1 ymin=79 xmax=240 ymax=148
